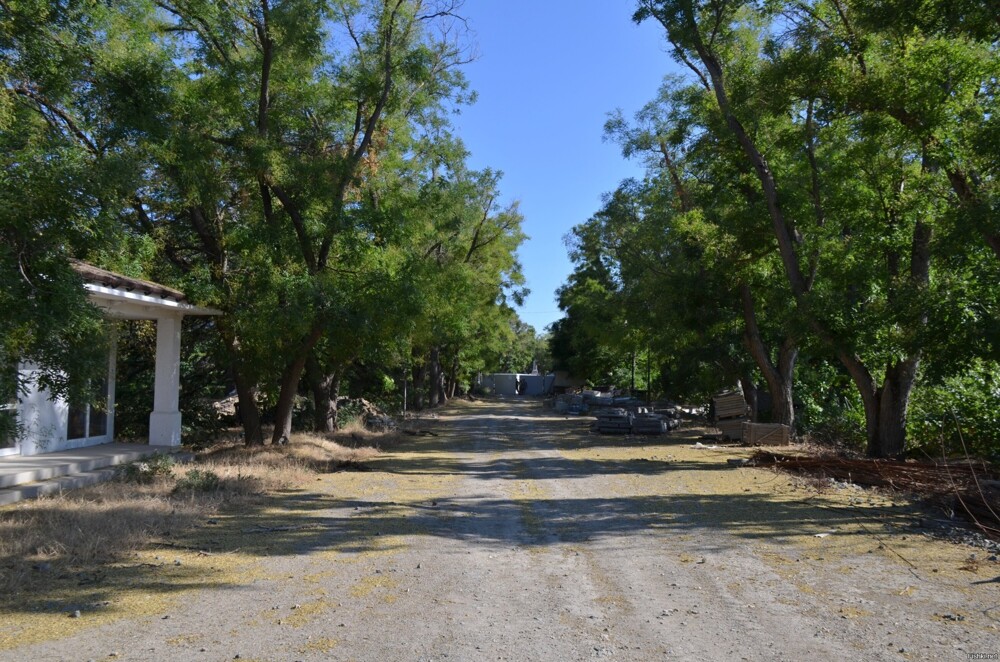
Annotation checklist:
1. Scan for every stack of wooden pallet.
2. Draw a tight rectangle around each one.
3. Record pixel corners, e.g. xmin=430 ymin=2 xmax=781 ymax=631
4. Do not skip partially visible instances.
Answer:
xmin=592 ymin=408 xmax=634 ymax=435
xmin=713 ymin=391 xmax=748 ymax=440
xmin=631 ymin=412 xmax=667 ymax=435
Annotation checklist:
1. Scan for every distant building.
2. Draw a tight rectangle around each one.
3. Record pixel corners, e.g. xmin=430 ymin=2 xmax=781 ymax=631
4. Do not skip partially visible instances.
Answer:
xmin=477 ymin=372 xmax=555 ymax=397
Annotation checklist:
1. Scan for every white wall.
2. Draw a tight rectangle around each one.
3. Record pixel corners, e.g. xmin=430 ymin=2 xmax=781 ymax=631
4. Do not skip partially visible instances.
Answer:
xmin=16 ymin=353 xmax=115 ymax=456
xmin=17 ymin=364 xmax=69 ymax=455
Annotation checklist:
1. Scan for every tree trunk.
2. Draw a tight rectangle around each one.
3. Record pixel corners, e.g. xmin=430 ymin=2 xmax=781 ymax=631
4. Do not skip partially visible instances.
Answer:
xmin=437 ymin=360 xmax=449 ymax=405
xmin=412 ymin=362 xmax=426 ymax=410
xmin=845 ymin=354 xmax=920 ymax=459
xmin=305 ymin=354 xmax=329 ymax=433
xmin=739 ymin=375 xmax=758 ymax=422
xmin=328 ymin=372 xmax=342 ymax=431
xmin=630 ymin=350 xmax=636 ymax=395
xmin=773 ymin=339 xmax=797 ymax=427
xmin=876 ymin=358 xmax=919 ymax=458
xmin=447 ymin=354 xmax=459 ymax=399
xmin=306 ymin=355 xmax=341 ymax=433
xmin=233 ymin=368 xmax=264 ymax=446
xmin=740 ymin=284 xmax=797 ymax=427
xmin=271 ymin=325 xmax=324 ymax=444
xmin=428 ymin=346 xmax=441 ymax=408
xmin=217 ymin=322 xmax=264 ymax=446
xmin=646 ymin=350 xmax=652 ymax=404
xmin=271 ymin=364 xmax=302 ymax=444
xmin=313 ymin=375 xmax=335 ymax=433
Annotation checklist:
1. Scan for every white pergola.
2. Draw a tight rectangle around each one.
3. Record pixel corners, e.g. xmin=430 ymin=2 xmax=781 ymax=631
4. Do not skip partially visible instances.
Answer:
xmin=77 ymin=263 xmax=220 ymax=448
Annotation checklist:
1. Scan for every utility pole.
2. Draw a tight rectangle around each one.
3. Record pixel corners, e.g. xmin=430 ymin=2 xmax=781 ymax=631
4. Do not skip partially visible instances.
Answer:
xmin=646 ymin=347 xmax=651 ymax=404
xmin=630 ymin=350 xmax=636 ymax=395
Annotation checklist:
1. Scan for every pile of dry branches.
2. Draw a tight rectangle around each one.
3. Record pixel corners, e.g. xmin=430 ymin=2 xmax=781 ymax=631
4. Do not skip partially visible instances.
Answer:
xmin=750 ymin=451 xmax=1000 ymax=539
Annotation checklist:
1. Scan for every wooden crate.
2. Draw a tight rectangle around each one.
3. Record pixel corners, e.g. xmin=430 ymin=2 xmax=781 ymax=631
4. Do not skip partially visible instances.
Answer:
xmin=716 ymin=418 xmax=746 ymax=440
xmin=713 ymin=392 xmax=748 ymax=420
xmin=742 ymin=422 xmax=791 ymax=446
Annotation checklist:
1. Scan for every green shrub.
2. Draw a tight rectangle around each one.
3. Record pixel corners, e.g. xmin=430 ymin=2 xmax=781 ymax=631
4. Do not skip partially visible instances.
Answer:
xmin=908 ymin=360 xmax=1000 ymax=460
xmin=118 ymin=453 xmax=175 ymax=484
xmin=795 ymin=360 xmax=867 ymax=452
xmin=336 ymin=399 xmax=366 ymax=428
xmin=173 ymin=468 xmax=220 ymax=492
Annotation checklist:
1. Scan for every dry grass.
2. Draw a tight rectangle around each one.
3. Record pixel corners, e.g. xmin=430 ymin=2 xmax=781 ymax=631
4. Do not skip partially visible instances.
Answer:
xmin=750 ymin=450 xmax=1000 ymax=538
xmin=0 ymin=429 xmax=388 ymax=597
xmin=0 ymin=480 xmax=203 ymax=590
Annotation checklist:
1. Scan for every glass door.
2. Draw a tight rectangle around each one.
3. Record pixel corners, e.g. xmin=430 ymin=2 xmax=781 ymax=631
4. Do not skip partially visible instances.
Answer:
xmin=66 ymin=377 xmax=110 ymax=443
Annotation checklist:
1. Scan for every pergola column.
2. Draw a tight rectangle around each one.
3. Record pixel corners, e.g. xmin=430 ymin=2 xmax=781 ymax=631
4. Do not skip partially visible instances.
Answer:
xmin=149 ymin=314 xmax=183 ymax=446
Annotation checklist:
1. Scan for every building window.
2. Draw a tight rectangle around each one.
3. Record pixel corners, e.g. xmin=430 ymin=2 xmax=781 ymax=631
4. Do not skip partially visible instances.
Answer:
xmin=67 ymin=378 xmax=109 ymax=441
xmin=89 ymin=377 xmax=108 ymax=437
xmin=66 ymin=402 xmax=87 ymax=440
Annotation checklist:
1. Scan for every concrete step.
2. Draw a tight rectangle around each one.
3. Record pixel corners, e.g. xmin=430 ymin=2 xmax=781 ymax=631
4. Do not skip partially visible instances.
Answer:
xmin=0 ymin=445 xmax=182 ymax=489
xmin=0 ymin=467 xmax=121 ymax=506
xmin=0 ymin=447 xmax=193 ymax=506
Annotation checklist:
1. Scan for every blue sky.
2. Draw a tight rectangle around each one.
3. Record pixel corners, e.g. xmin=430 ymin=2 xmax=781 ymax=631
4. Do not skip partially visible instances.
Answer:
xmin=451 ymin=2 xmax=680 ymax=334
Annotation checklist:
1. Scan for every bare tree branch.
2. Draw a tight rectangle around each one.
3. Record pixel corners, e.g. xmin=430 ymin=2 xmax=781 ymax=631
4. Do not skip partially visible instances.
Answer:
xmin=8 ymin=85 xmax=99 ymax=154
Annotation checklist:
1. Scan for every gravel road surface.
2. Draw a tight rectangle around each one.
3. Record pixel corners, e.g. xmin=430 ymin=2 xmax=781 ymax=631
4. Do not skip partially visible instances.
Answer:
xmin=3 ymin=399 xmax=998 ymax=661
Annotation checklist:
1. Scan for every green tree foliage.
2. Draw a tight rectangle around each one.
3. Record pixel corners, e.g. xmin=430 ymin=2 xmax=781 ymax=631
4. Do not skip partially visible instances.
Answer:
xmin=495 ymin=320 xmax=546 ymax=374
xmin=908 ymin=360 xmax=1000 ymax=459
xmin=553 ymin=176 xmax=752 ymax=401
xmin=127 ymin=0 xmax=485 ymax=443
xmin=0 ymin=0 xmax=161 ymax=401
xmin=403 ymin=161 xmax=527 ymax=406
xmin=3 ymin=0 xmax=527 ymax=445
xmin=556 ymin=1 xmax=998 ymax=457
xmin=602 ymin=0 xmax=1000 ymax=457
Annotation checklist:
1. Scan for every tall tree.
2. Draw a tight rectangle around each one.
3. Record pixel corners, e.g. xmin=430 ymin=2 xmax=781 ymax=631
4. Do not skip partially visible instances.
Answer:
xmin=136 ymin=0 xmax=474 ymax=442
xmin=406 ymin=164 xmax=527 ymax=406
xmin=633 ymin=0 xmax=957 ymax=456
xmin=606 ymin=77 xmax=800 ymax=425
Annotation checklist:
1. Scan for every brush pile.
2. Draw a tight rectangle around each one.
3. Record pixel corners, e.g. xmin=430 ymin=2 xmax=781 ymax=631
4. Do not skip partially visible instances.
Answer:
xmin=750 ymin=451 xmax=1000 ymax=539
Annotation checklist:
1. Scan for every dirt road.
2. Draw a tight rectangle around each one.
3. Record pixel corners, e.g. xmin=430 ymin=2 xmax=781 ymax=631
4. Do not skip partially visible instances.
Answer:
xmin=3 ymin=399 xmax=998 ymax=661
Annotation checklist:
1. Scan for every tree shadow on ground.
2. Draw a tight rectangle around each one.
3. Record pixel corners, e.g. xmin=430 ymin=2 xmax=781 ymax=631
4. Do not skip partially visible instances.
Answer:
xmin=174 ymin=490 xmax=901 ymax=559
xmin=371 ymin=453 xmax=731 ymax=480
xmin=368 ymin=404 xmax=738 ymax=482
xmin=0 ymin=398 xmax=905 ymax=619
